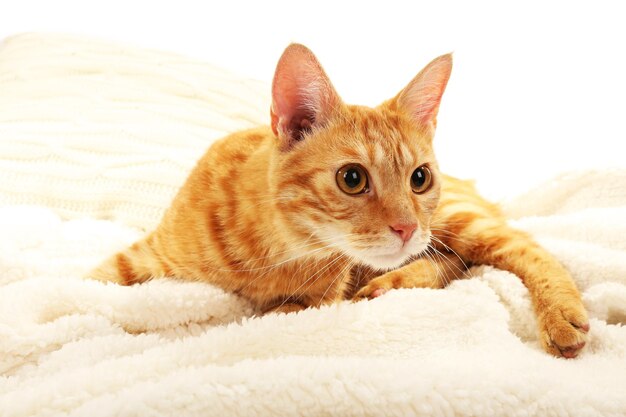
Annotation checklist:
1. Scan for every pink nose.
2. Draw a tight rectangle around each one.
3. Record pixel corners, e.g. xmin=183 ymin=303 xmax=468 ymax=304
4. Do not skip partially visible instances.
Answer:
xmin=389 ymin=223 xmax=417 ymax=243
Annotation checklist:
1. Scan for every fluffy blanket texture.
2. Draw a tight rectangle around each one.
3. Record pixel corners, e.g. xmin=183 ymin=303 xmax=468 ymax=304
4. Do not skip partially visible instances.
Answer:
xmin=1 ymin=34 xmax=625 ymax=417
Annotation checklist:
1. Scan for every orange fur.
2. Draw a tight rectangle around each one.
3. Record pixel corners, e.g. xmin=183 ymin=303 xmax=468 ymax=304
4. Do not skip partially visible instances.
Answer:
xmin=89 ymin=44 xmax=588 ymax=357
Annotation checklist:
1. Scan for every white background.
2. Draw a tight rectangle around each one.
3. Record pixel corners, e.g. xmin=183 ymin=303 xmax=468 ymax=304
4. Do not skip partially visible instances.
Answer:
xmin=2 ymin=0 xmax=624 ymax=199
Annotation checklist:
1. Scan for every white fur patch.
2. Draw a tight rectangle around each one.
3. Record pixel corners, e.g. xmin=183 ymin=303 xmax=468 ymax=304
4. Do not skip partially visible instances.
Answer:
xmin=399 ymin=142 xmax=414 ymax=166
xmin=373 ymin=143 xmax=385 ymax=166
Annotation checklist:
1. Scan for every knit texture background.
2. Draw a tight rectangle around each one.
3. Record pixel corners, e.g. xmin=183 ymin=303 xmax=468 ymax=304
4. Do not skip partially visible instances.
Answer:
xmin=0 ymin=33 xmax=270 ymax=230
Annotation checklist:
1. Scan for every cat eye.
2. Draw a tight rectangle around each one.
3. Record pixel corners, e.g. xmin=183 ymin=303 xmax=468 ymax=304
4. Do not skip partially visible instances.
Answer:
xmin=411 ymin=165 xmax=432 ymax=194
xmin=336 ymin=164 xmax=369 ymax=195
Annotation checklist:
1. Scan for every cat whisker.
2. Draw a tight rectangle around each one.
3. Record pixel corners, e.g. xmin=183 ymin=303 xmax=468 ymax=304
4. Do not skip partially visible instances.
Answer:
xmin=351 ymin=263 xmax=365 ymax=295
xmin=262 ymin=231 xmax=362 ymax=295
xmin=236 ymin=231 xmax=359 ymax=294
xmin=235 ymin=230 xmax=361 ymax=273
xmin=429 ymin=227 xmax=471 ymax=244
xmin=429 ymin=235 xmax=470 ymax=272
xmin=236 ymin=233 xmax=347 ymax=265
xmin=238 ymin=249 xmax=335 ymax=296
xmin=427 ymin=239 xmax=472 ymax=281
xmin=319 ymin=257 xmax=352 ymax=305
xmin=212 ymin=244 xmax=331 ymax=275
xmin=422 ymin=246 xmax=445 ymax=287
xmin=275 ymin=253 xmax=349 ymax=311
xmin=298 ymin=253 xmax=349 ymax=298
xmin=427 ymin=246 xmax=452 ymax=286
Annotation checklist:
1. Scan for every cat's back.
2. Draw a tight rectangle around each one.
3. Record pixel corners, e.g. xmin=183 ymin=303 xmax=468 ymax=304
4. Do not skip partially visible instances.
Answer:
xmin=145 ymin=126 xmax=277 ymax=278
xmin=436 ymin=174 xmax=502 ymax=224
xmin=88 ymin=126 xmax=277 ymax=286
xmin=178 ymin=126 xmax=275 ymax=199
xmin=139 ymin=126 xmax=269 ymax=229
xmin=200 ymin=126 xmax=274 ymax=173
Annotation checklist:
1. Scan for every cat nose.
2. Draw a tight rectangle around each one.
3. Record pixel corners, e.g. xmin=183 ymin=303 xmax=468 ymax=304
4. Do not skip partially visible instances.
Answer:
xmin=389 ymin=223 xmax=417 ymax=243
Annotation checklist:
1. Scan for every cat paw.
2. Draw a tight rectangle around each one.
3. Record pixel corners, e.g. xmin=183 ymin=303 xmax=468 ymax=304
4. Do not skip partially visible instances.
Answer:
xmin=539 ymin=302 xmax=590 ymax=358
xmin=353 ymin=273 xmax=400 ymax=300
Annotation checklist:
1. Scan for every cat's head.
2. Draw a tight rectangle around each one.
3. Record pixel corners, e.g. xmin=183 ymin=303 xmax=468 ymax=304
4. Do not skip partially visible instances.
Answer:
xmin=270 ymin=44 xmax=452 ymax=270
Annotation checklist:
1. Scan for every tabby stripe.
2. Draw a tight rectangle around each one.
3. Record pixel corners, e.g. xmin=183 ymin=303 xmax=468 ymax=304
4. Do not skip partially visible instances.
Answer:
xmin=147 ymin=234 xmax=174 ymax=276
xmin=221 ymin=172 xmax=260 ymax=264
xmin=116 ymin=253 xmax=136 ymax=285
xmin=276 ymin=167 xmax=325 ymax=190
xmin=207 ymin=206 xmax=235 ymax=268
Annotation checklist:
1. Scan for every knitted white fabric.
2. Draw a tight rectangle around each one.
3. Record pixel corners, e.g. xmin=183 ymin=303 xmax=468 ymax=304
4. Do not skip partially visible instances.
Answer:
xmin=0 ymin=33 xmax=270 ymax=230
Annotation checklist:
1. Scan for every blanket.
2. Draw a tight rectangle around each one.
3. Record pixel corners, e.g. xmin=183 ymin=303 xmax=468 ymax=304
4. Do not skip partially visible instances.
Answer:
xmin=1 ymin=170 xmax=625 ymax=417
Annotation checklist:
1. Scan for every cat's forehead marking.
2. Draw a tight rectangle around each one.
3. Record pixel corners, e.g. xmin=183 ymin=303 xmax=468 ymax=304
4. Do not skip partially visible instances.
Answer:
xmin=353 ymin=143 xmax=370 ymax=162
xmin=351 ymin=142 xmax=397 ymax=169
xmin=373 ymin=143 xmax=385 ymax=166
xmin=399 ymin=143 xmax=415 ymax=167
xmin=340 ymin=104 xmax=425 ymax=170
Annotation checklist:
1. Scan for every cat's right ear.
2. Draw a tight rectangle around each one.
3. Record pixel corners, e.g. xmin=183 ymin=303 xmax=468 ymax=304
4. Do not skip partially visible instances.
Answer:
xmin=393 ymin=53 xmax=453 ymax=131
xmin=271 ymin=44 xmax=341 ymax=150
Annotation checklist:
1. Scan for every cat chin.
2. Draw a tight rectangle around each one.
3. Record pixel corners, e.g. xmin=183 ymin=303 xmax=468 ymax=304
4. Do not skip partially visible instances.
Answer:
xmin=352 ymin=243 xmax=430 ymax=271
xmin=360 ymin=255 xmax=411 ymax=271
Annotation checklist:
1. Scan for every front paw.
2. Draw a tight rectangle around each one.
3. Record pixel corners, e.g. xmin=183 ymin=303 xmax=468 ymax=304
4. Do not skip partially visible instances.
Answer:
xmin=539 ymin=301 xmax=590 ymax=358
xmin=353 ymin=273 xmax=401 ymax=300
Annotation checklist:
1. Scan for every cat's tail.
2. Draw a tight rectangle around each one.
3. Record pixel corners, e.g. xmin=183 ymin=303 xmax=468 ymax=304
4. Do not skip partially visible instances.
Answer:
xmin=86 ymin=234 xmax=169 ymax=285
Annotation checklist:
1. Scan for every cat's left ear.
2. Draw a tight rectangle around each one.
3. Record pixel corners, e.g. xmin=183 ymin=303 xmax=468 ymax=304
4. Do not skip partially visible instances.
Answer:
xmin=393 ymin=53 xmax=453 ymax=130
xmin=270 ymin=44 xmax=341 ymax=150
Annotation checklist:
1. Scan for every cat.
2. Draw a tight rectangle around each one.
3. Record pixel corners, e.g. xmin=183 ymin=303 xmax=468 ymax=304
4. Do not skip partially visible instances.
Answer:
xmin=89 ymin=44 xmax=589 ymax=358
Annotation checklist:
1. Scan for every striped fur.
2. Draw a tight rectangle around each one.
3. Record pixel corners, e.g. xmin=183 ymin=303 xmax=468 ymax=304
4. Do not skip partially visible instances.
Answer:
xmin=89 ymin=44 xmax=588 ymax=357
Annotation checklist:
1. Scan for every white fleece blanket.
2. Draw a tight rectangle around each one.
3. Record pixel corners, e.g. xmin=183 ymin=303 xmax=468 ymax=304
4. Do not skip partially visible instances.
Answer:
xmin=1 ymin=170 xmax=626 ymax=417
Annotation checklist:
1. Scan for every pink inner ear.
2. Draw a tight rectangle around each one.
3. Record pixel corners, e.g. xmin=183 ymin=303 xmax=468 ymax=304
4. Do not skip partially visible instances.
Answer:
xmin=270 ymin=44 xmax=339 ymax=145
xmin=271 ymin=96 xmax=317 ymax=142
xmin=399 ymin=54 xmax=452 ymax=127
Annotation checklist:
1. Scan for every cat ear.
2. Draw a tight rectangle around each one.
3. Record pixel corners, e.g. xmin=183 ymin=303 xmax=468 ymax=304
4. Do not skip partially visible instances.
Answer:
xmin=270 ymin=44 xmax=341 ymax=149
xmin=394 ymin=53 xmax=453 ymax=129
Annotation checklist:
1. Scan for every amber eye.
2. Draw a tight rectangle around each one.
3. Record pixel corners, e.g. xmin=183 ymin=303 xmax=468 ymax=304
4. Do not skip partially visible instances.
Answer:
xmin=336 ymin=164 xmax=369 ymax=195
xmin=411 ymin=165 xmax=432 ymax=194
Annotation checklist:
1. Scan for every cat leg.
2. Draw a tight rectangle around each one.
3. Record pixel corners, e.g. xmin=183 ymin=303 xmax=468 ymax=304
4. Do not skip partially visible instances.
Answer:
xmin=86 ymin=234 xmax=169 ymax=285
xmin=443 ymin=214 xmax=589 ymax=358
xmin=353 ymin=252 xmax=465 ymax=300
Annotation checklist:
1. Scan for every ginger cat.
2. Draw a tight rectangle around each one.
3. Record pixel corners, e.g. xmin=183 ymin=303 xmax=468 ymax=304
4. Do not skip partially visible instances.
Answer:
xmin=89 ymin=44 xmax=589 ymax=358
